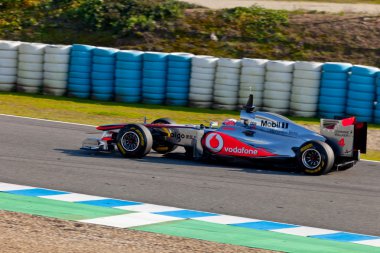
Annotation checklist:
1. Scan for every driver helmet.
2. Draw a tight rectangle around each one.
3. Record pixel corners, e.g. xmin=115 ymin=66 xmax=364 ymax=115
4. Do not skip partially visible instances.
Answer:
xmin=222 ymin=118 xmax=237 ymax=126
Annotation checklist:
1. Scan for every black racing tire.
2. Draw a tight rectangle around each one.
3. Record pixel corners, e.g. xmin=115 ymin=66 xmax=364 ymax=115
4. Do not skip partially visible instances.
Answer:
xmin=297 ymin=140 xmax=335 ymax=175
xmin=151 ymin=118 xmax=177 ymax=154
xmin=116 ymin=124 xmax=153 ymax=158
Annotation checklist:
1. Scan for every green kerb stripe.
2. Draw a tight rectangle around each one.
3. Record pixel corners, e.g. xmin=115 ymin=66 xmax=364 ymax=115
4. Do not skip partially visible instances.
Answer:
xmin=0 ymin=192 xmax=131 ymax=220
xmin=134 ymin=220 xmax=380 ymax=253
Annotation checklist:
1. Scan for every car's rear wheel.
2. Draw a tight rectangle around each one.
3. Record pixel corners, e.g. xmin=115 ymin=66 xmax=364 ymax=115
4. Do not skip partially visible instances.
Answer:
xmin=117 ymin=124 xmax=152 ymax=158
xmin=297 ymin=141 xmax=335 ymax=175
xmin=151 ymin=118 xmax=178 ymax=154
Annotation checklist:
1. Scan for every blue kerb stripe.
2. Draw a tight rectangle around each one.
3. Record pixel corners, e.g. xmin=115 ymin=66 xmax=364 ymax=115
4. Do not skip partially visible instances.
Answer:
xmin=232 ymin=221 xmax=299 ymax=230
xmin=154 ymin=210 xmax=218 ymax=219
xmin=77 ymin=199 xmax=141 ymax=207
xmin=5 ymin=188 xmax=68 ymax=197
xmin=311 ymin=232 xmax=380 ymax=242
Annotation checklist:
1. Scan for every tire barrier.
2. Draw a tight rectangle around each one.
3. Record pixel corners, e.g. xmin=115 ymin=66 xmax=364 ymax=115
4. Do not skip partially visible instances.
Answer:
xmin=375 ymin=74 xmax=380 ymax=124
xmin=91 ymin=47 xmax=118 ymax=101
xmin=43 ymin=45 xmax=71 ymax=96
xmin=290 ymin=61 xmax=323 ymax=117
xmin=142 ymin=52 xmax=168 ymax=104
xmin=318 ymin=62 xmax=352 ymax=118
xmin=115 ymin=50 xmax=144 ymax=103
xmin=239 ymin=58 xmax=267 ymax=110
xmin=166 ymin=52 xmax=193 ymax=106
xmin=213 ymin=58 xmax=241 ymax=110
xmin=67 ymin=44 xmax=94 ymax=98
xmin=0 ymin=40 xmax=20 ymax=92
xmin=263 ymin=60 xmax=294 ymax=114
xmin=189 ymin=55 xmax=218 ymax=108
xmin=17 ymin=42 xmax=47 ymax=93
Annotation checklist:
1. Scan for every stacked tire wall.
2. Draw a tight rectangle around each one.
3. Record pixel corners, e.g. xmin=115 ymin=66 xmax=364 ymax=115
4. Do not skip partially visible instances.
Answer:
xmin=375 ymin=75 xmax=380 ymax=124
xmin=0 ymin=40 xmax=20 ymax=92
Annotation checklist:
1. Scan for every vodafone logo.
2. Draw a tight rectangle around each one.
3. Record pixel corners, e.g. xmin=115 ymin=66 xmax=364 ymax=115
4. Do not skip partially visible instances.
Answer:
xmin=205 ymin=133 xmax=224 ymax=152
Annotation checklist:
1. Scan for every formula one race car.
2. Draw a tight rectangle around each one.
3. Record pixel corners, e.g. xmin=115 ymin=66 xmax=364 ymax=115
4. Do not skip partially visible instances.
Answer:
xmin=82 ymin=95 xmax=367 ymax=175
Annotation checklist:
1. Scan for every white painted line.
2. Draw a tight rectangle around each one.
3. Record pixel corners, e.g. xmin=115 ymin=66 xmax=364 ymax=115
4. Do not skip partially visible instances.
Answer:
xmin=116 ymin=203 xmax=183 ymax=213
xmin=41 ymin=193 xmax=107 ymax=202
xmin=271 ymin=226 xmax=338 ymax=237
xmin=0 ymin=183 xmax=36 ymax=191
xmin=81 ymin=212 xmax=183 ymax=228
xmin=193 ymin=215 xmax=260 ymax=224
xmin=354 ymin=239 xmax=380 ymax=247
xmin=0 ymin=113 xmax=95 ymax=127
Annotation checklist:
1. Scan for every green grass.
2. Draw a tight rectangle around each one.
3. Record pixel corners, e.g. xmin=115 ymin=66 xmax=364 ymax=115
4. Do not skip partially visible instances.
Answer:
xmin=0 ymin=92 xmax=379 ymax=161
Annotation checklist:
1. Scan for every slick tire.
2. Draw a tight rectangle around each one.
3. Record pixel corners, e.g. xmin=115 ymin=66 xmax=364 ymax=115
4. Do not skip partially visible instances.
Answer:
xmin=297 ymin=141 xmax=335 ymax=175
xmin=117 ymin=124 xmax=153 ymax=158
xmin=151 ymin=118 xmax=177 ymax=154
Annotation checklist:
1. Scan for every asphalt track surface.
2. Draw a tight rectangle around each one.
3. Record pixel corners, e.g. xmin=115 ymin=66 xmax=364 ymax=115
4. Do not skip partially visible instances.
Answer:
xmin=0 ymin=115 xmax=379 ymax=236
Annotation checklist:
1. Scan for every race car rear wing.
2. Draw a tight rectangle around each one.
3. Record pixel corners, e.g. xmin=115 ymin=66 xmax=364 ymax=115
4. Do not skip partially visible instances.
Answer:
xmin=320 ymin=117 xmax=367 ymax=158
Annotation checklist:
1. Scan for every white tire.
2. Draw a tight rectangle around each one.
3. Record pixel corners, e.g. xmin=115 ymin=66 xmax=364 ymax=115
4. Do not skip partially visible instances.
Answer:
xmin=290 ymin=93 xmax=319 ymax=104
xmin=265 ymin=71 xmax=293 ymax=83
xmin=191 ymin=66 xmax=215 ymax=75
xmin=214 ymin=83 xmax=239 ymax=92
xmin=191 ymin=72 xmax=214 ymax=81
xmin=292 ymin=78 xmax=320 ymax=88
xmin=17 ymin=70 xmax=43 ymax=80
xmin=188 ymin=101 xmax=212 ymax=108
xmin=189 ymin=86 xmax=213 ymax=95
xmin=239 ymin=97 xmax=262 ymax=107
xmin=294 ymin=61 xmax=323 ymax=71
xmin=215 ymin=72 xmax=240 ymax=80
xmin=241 ymin=66 xmax=265 ymax=76
xmin=0 ymin=83 xmax=15 ymax=91
xmin=19 ymin=62 xmax=43 ymax=71
xmin=43 ymin=63 xmax=69 ymax=73
xmin=44 ymin=71 xmax=68 ymax=81
xmin=17 ymin=78 xmax=42 ymax=87
xmin=0 ymin=50 xmax=18 ymax=59
xmin=293 ymin=70 xmax=321 ymax=80
xmin=266 ymin=60 xmax=294 ymax=73
xmin=290 ymin=110 xmax=317 ymax=117
xmin=189 ymin=93 xmax=213 ymax=102
xmin=0 ymin=76 xmax=16 ymax=84
xmin=263 ymin=90 xmax=291 ymax=100
xmin=214 ymin=89 xmax=237 ymax=98
xmin=214 ymin=78 xmax=239 ymax=86
xmin=216 ymin=66 xmax=240 ymax=74
xmin=214 ymin=96 xmax=238 ymax=105
xmin=0 ymin=58 xmax=17 ymax=68
xmin=218 ymin=58 xmax=241 ymax=68
xmin=0 ymin=40 xmax=21 ymax=50
xmin=17 ymin=85 xmax=40 ymax=93
xmin=239 ymin=89 xmax=263 ymax=98
xmin=239 ymin=82 xmax=264 ymax=91
xmin=192 ymin=55 xmax=218 ymax=68
xmin=264 ymin=82 xmax=291 ymax=92
xmin=43 ymin=87 xmax=66 ymax=96
xmin=291 ymin=85 xmax=320 ymax=96
xmin=19 ymin=43 xmax=46 ymax=54
xmin=190 ymin=78 xmax=214 ymax=89
xmin=264 ymin=99 xmax=290 ymax=108
xmin=43 ymin=79 xmax=67 ymax=89
xmin=44 ymin=45 xmax=71 ymax=54
xmin=262 ymin=107 xmax=289 ymax=115
xmin=240 ymin=75 xmax=265 ymax=84
xmin=241 ymin=58 xmax=268 ymax=67
xmin=19 ymin=53 xmax=43 ymax=63
xmin=44 ymin=53 xmax=70 ymax=64
xmin=0 ymin=67 xmax=17 ymax=75
xmin=212 ymin=103 xmax=237 ymax=110
xmin=290 ymin=102 xmax=318 ymax=112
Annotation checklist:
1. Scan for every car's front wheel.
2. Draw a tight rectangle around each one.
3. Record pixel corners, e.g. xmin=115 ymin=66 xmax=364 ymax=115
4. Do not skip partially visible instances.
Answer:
xmin=297 ymin=141 xmax=335 ymax=175
xmin=117 ymin=124 xmax=153 ymax=158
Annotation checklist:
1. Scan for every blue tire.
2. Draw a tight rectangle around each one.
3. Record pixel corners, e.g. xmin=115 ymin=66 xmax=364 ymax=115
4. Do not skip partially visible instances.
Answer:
xmin=347 ymin=90 xmax=375 ymax=101
xmin=91 ymin=93 xmax=113 ymax=101
xmin=377 ymin=86 xmax=380 ymax=96
xmin=166 ymin=92 xmax=188 ymax=100
xmin=143 ymin=61 xmax=166 ymax=71
xmin=355 ymin=116 xmax=373 ymax=123
xmin=115 ymin=95 xmax=141 ymax=103
xmin=92 ymin=79 xmax=114 ymax=87
xmin=117 ymin=50 xmax=144 ymax=61
xmin=72 ymin=44 xmax=94 ymax=52
xmin=168 ymin=53 xmax=193 ymax=62
xmin=167 ymin=80 xmax=189 ymax=88
xmin=70 ymin=56 xmax=92 ymax=66
xmin=321 ymin=79 xmax=347 ymax=89
xmin=92 ymin=71 xmax=114 ymax=80
xmin=318 ymin=111 xmax=345 ymax=119
xmin=349 ymin=74 xmax=375 ymax=84
xmin=92 ymin=64 xmax=115 ymax=73
xmin=319 ymin=103 xmax=345 ymax=113
xmin=92 ymin=56 xmax=115 ymax=65
xmin=168 ymin=68 xmax=191 ymax=76
xmin=142 ymin=85 xmax=165 ymax=93
xmin=319 ymin=88 xmax=347 ymax=98
xmin=346 ymin=106 xmax=373 ymax=117
xmin=71 ymin=51 xmax=92 ymax=58
xmin=69 ymin=64 xmax=91 ymax=73
xmin=143 ymin=70 xmax=166 ymax=79
xmin=319 ymin=96 xmax=346 ymax=105
xmin=93 ymin=47 xmax=118 ymax=56
xmin=348 ymin=82 xmax=375 ymax=93
xmin=69 ymin=77 xmax=90 ymax=86
xmin=115 ymin=78 xmax=141 ymax=88
xmin=68 ymin=84 xmax=91 ymax=92
xmin=69 ymin=71 xmax=91 ymax=79
xmin=115 ymin=87 xmax=141 ymax=96
xmin=143 ymin=52 xmax=168 ymax=62
xmin=167 ymin=74 xmax=190 ymax=81
xmin=347 ymin=99 xmax=374 ymax=109
xmin=323 ymin=62 xmax=352 ymax=72
xmin=67 ymin=92 xmax=90 ymax=99
xmin=374 ymin=109 xmax=380 ymax=118
xmin=115 ymin=69 xmax=141 ymax=79
xmin=351 ymin=65 xmax=379 ymax=77
xmin=116 ymin=61 xmax=142 ymax=70
xmin=142 ymin=78 xmax=166 ymax=87
xmin=143 ymin=92 xmax=166 ymax=100
xmin=166 ymin=99 xmax=188 ymax=106
xmin=92 ymin=86 xmax=114 ymax=94
xmin=142 ymin=98 xmax=164 ymax=105
xmin=168 ymin=61 xmax=191 ymax=68
xmin=322 ymin=72 xmax=348 ymax=80
xmin=166 ymin=86 xmax=189 ymax=93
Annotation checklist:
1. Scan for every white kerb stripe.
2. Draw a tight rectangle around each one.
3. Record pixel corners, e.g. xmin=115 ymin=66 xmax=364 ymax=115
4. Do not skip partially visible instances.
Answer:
xmin=194 ymin=215 xmax=260 ymax=224
xmin=41 ymin=193 xmax=107 ymax=202
xmin=115 ymin=203 xmax=183 ymax=213
xmin=0 ymin=183 xmax=36 ymax=191
xmin=354 ymin=239 xmax=380 ymax=247
xmin=271 ymin=226 xmax=338 ymax=237
xmin=81 ymin=213 xmax=183 ymax=228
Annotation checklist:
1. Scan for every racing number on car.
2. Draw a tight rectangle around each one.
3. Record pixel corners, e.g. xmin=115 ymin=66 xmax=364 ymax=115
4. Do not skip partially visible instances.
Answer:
xmin=205 ymin=133 xmax=224 ymax=152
